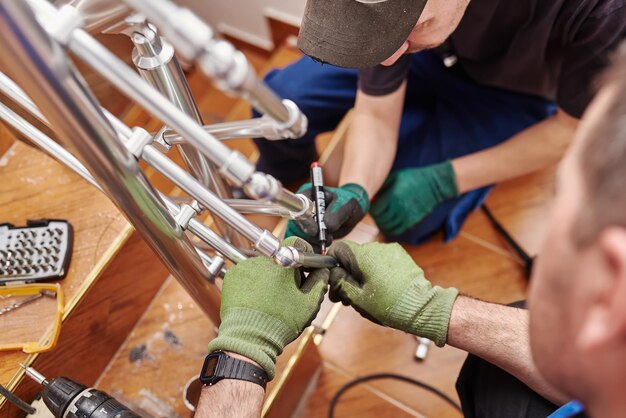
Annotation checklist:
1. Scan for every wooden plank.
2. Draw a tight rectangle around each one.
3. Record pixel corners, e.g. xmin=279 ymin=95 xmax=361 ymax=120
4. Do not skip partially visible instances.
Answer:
xmin=95 ymin=276 xmax=322 ymax=417
xmin=5 ymin=232 xmax=169 ymax=417
xmin=0 ymin=140 xmax=137 ymax=410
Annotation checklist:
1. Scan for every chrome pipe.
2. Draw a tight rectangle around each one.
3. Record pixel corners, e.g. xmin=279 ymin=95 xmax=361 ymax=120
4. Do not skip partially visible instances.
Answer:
xmin=223 ymin=199 xmax=293 ymax=217
xmin=0 ymin=102 xmax=101 ymax=191
xmin=53 ymin=0 xmax=132 ymax=34
xmin=26 ymin=0 xmax=312 ymax=216
xmin=141 ymin=145 xmax=282 ymax=257
xmin=130 ymin=23 xmax=247 ymax=248
xmin=0 ymin=0 xmax=222 ymax=323
xmin=121 ymin=0 xmax=294 ymax=124
xmin=0 ymin=74 xmax=243 ymax=269
xmin=161 ymin=198 xmax=247 ymax=264
xmin=163 ymin=116 xmax=300 ymax=143
xmin=67 ymin=28 xmax=256 ymax=186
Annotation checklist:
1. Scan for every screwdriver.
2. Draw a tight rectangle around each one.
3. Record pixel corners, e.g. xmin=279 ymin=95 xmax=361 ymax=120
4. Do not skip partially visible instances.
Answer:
xmin=310 ymin=162 xmax=328 ymax=254
xmin=21 ymin=365 xmax=140 ymax=418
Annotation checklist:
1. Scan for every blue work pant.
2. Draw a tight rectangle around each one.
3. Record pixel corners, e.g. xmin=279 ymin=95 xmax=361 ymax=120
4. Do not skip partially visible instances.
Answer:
xmin=254 ymin=52 xmax=556 ymax=243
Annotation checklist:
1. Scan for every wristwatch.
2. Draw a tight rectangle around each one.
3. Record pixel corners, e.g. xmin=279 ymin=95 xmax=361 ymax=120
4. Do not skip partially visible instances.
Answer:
xmin=199 ymin=351 xmax=268 ymax=389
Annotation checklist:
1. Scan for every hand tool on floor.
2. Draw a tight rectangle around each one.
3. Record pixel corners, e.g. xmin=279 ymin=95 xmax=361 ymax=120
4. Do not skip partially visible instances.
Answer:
xmin=415 ymin=337 xmax=432 ymax=361
xmin=0 ymin=219 xmax=73 ymax=285
xmin=21 ymin=365 xmax=141 ymax=418
xmin=0 ymin=283 xmax=64 ymax=353
xmin=310 ymin=162 xmax=328 ymax=254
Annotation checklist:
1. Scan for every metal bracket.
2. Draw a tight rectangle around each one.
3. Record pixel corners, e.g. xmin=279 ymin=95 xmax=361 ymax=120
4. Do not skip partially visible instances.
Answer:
xmin=174 ymin=203 xmax=199 ymax=230
xmin=125 ymin=127 xmax=153 ymax=158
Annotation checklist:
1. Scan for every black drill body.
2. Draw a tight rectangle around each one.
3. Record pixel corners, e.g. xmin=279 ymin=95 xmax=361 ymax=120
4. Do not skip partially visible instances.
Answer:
xmin=41 ymin=376 xmax=140 ymax=418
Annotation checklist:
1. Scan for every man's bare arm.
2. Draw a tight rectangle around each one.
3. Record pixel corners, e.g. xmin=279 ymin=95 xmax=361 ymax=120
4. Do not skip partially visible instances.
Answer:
xmin=194 ymin=353 xmax=265 ymax=418
xmin=447 ymin=296 xmax=568 ymax=404
xmin=339 ymin=83 xmax=406 ymax=197
xmin=452 ymin=109 xmax=579 ymax=193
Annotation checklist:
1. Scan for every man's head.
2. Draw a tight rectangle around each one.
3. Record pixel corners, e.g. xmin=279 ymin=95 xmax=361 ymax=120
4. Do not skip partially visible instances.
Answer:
xmin=529 ymin=44 xmax=626 ymax=410
xmin=297 ymin=0 xmax=470 ymax=68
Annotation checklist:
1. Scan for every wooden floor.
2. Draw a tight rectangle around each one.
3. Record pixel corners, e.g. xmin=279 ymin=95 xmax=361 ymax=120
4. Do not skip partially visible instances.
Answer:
xmin=0 ymin=41 xmax=556 ymax=417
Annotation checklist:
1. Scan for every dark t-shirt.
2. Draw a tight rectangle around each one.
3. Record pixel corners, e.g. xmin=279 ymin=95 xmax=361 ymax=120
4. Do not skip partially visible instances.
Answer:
xmin=358 ymin=0 xmax=626 ymax=117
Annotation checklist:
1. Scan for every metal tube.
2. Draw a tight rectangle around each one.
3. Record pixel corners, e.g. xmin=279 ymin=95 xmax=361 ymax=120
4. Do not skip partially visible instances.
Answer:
xmin=223 ymin=199 xmax=293 ymax=217
xmin=0 ymin=0 xmax=222 ymax=323
xmin=163 ymin=118 xmax=272 ymax=143
xmin=121 ymin=0 xmax=293 ymax=123
xmin=161 ymin=198 xmax=247 ymax=263
xmin=26 ymin=0 xmax=311 ymax=216
xmin=67 ymin=28 xmax=256 ymax=186
xmin=0 ymin=80 xmax=237 ymax=270
xmin=141 ymin=145 xmax=281 ymax=256
xmin=0 ymin=103 xmax=101 ymax=191
xmin=53 ymin=0 xmax=132 ymax=34
xmin=162 ymin=116 xmax=303 ymax=143
xmin=130 ymin=24 xmax=247 ymax=248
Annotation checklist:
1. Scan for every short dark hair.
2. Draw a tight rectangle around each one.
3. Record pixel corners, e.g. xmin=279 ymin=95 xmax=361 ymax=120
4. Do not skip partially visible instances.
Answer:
xmin=575 ymin=42 xmax=626 ymax=245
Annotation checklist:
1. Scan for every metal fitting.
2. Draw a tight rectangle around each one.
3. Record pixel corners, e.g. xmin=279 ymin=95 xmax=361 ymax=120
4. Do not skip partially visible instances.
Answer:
xmin=152 ymin=126 xmax=173 ymax=152
xmin=243 ymin=172 xmax=281 ymax=201
xmin=38 ymin=4 xmax=84 ymax=46
xmin=273 ymin=246 xmax=301 ymax=268
xmin=206 ymin=255 xmax=225 ymax=280
xmin=276 ymin=100 xmax=308 ymax=139
xmin=174 ymin=204 xmax=197 ymax=230
xmin=199 ymin=40 xmax=249 ymax=95
xmin=289 ymin=194 xmax=315 ymax=220
xmin=217 ymin=150 xmax=256 ymax=187
xmin=131 ymin=26 xmax=175 ymax=70
xmin=125 ymin=127 xmax=153 ymax=158
xmin=254 ymin=230 xmax=281 ymax=257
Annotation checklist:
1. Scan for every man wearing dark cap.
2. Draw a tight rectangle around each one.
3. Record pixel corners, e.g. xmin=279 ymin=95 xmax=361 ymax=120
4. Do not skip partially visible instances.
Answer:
xmin=252 ymin=0 xmax=626 ymax=246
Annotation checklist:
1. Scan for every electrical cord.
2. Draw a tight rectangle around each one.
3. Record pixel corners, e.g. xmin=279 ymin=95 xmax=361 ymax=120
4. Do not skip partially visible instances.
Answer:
xmin=481 ymin=205 xmax=534 ymax=279
xmin=0 ymin=382 xmax=36 ymax=415
xmin=328 ymin=373 xmax=462 ymax=418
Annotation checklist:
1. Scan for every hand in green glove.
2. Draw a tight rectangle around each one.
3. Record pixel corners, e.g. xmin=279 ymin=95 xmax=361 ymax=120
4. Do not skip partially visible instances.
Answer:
xmin=370 ymin=161 xmax=458 ymax=236
xmin=285 ymin=182 xmax=369 ymax=246
xmin=327 ymin=240 xmax=458 ymax=346
xmin=207 ymin=237 xmax=329 ymax=380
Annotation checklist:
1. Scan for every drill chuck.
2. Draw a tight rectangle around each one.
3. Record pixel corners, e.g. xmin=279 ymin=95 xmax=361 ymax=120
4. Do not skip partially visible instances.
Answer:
xmin=22 ymin=366 xmax=141 ymax=418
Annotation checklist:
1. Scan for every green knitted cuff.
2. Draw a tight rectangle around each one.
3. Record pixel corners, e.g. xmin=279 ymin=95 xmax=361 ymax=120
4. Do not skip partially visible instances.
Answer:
xmin=386 ymin=282 xmax=459 ymax=347
xmin=207 ymin=307 xmax=297 ymax=380
xmin=433 ymin=161 xmax=459 ymax=200
xmin=342 ymin=183 xmax=370 ymax=213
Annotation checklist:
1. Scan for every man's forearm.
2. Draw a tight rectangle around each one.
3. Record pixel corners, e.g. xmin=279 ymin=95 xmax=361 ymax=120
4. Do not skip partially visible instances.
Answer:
xmin=339 ymin=85 xmax=406 ymax=197
xmin=447 ymin=296 xmax=567 ymax=404
xmin=194 ymin=353 xmax=265 ymax=418
xmin=452 ymin=109 xmax=578 ymax=194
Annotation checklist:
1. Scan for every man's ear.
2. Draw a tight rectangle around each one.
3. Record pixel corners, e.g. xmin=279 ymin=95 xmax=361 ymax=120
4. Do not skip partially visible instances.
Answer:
xmin=577 ymin=227 xmax=626 ymax=352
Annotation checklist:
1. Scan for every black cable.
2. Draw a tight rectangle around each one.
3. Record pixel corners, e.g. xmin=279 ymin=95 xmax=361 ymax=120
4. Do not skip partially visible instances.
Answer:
xmin=481 ymin=205 xmax=534 ymax=279
xmin=328 ymin=373 xmax=462 ymax=418
xmin=0 ymin=382 xmax=36 ymax=415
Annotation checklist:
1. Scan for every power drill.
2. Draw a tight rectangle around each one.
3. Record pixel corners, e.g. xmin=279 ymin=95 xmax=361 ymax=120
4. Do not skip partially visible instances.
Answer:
xmin=21 ymin=365 xmax=140 ymax=418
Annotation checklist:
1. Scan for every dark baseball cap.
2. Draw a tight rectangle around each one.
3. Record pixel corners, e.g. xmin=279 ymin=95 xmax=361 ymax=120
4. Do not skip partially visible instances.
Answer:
xmin=297 ymin=0 xmax=427 ymax=68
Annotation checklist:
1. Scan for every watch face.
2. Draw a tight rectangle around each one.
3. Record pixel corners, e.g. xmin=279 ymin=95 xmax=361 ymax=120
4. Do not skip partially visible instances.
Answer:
xmin=200 ymin=352 xmax=222 ymax=385
xmin=203 ymin=356 xmax=219 ymax=378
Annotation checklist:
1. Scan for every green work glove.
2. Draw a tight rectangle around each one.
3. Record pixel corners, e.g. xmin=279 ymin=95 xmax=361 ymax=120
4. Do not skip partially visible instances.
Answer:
xmin=370 ymin=161 xmax=458 ymax=236
xmin=285 ymin=182 xmax=370 ymax=245
xmin=327 ymin=241 xmax=458 ymax=346
xmin=207 ymin=237 xmax=329 ymax=380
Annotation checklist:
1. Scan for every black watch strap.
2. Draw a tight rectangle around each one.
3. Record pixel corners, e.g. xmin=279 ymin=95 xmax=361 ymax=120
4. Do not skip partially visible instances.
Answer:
xmin=200 ymin=351 xmax=268 ymax=389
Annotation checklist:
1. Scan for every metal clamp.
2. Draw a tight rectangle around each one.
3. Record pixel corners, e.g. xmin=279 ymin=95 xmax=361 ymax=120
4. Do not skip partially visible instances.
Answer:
xmin=274 ymin=100 xmax=308 ymax=139
xmin=125 ymin=127 xmax=153 ymax=158
xmin=174 ymin=203 xmax=199 ymax=230
xmin=44 ymin=5 xmax=84 ymax=46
